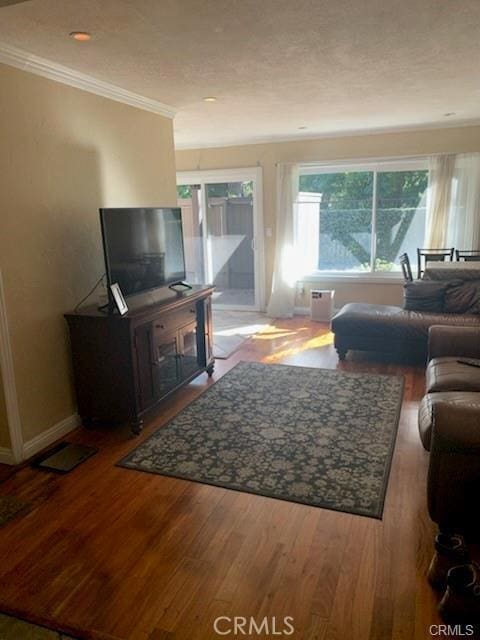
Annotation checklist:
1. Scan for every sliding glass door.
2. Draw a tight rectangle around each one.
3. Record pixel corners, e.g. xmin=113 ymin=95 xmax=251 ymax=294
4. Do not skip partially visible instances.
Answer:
xmin=177 ymin=168 xmax=264 ymax=310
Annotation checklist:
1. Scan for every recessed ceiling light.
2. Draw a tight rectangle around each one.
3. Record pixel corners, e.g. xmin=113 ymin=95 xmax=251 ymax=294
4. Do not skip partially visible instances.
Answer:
xmin=444 ymin=112 xmax=456 ymax=117
xmin=69 ymin=31 xmax=92 ymax=42
xmin=203 ymin=96 xmax=217 ymax=102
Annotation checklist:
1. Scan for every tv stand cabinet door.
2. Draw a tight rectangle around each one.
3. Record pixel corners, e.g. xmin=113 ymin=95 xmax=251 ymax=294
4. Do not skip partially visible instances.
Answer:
xmin=178 ymin=320 xmax=203 ymax=378
xmin=135 ymin=321 xmax=183 ymax=412
xmin=151 ymin=329 xmax=183 ymax=399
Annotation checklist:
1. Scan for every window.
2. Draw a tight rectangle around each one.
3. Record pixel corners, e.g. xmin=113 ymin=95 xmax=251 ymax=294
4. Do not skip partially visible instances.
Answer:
xmin=298 ymin=160 xmax=429 ymax=274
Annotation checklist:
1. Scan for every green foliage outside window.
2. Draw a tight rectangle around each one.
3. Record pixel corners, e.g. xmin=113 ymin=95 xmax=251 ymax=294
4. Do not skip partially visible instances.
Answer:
xmin=206 ymin=182 xmax=253 ymax=199
xmin=177 ymin=184 xmax=193 ymax=199
xmin=177 ymin=182 xmax=253 ymax=201
xmin=299 ymin=170 xmax=428 ymax=270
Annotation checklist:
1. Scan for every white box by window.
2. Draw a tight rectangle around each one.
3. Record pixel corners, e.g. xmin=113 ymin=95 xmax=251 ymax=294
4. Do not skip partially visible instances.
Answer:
xmin=310 ymin=289 xmax=335 ymax=322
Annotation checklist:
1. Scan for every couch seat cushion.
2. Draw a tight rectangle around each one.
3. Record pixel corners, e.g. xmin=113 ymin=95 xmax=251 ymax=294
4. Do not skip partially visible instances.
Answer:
xmin=418 ymin=391 xmax=480 ymax=450
xmin=426 ymin=357 xmax=480 ymax=393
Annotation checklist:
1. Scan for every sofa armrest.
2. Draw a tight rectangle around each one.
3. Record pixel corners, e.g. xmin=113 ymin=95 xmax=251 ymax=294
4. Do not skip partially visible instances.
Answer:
xmin=428 ymin=325 xmax=480 ymax=361
xmin=431 ymin=402 xmax=480 ymax=450
xmin=427 ymin=401 xmax=480 ymax=530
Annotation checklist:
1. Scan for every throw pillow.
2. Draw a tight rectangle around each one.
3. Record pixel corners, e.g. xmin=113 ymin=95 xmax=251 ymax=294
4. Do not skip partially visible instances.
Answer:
xmin=443 ymin=279 xmax=480 ymax=314
xmin=403 ymin=281 xmax=446 ymax=312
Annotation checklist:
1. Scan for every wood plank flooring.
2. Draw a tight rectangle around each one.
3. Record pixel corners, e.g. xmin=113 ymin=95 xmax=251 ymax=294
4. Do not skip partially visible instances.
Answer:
xmin=0 ymin=318 xmax=445 ymax=639
xmin=0 ymin=464 xmax=16 ymax=484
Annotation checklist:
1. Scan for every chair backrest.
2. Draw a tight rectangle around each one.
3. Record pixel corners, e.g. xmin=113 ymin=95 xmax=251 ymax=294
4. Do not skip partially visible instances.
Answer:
xmin=417 ymin=248 xmax=454 ymax=278
xmin=399 ymin=253 xmax=413 ymax=282
xmin=456 ymin=249 xmax=480 ymax=262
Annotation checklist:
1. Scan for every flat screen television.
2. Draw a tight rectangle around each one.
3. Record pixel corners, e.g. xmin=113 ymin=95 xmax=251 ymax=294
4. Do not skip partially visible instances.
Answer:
xmin=100 ymin=207 xmax=186 ymax=297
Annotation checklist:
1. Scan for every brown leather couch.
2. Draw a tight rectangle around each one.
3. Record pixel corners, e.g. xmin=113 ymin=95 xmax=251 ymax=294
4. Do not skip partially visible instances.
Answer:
xmin=331 ymin=303 xmax=480 ymax=361
xmin=418 ymin=325 xmax=480 ymax=535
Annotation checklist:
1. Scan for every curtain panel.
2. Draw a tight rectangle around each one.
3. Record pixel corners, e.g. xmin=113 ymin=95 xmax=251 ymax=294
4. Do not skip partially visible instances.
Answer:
xmin=426 ymin=153 xmax=480 ymax=251
xmin=425 ymin=154 xmax=455 ymax=248
xmin=267 ymin=163 xmax=299 ymax=318
xmin=446 ymin=153 xmax=480 ymax=251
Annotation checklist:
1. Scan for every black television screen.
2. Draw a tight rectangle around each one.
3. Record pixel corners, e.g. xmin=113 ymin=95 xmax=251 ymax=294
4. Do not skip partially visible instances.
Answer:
xmin=100 ymin=207 xmax=186 ymax=297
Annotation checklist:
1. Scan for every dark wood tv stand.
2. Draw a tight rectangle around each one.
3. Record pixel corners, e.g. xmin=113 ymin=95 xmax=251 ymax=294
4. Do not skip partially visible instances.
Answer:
xmin=65 ymin=285 xmax=214 ymax=434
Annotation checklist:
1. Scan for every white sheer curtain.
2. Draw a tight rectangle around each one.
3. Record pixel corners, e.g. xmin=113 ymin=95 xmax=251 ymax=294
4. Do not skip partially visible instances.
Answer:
xmin=426 ymin=153 xmax=480 ymax=250
xmin=446 ymin=153 xmax=480 ymax=251
xmin=425 ymin=154 xmax=455 ymax=247
xmin=267 ymin=163 xmax=299 ymax=318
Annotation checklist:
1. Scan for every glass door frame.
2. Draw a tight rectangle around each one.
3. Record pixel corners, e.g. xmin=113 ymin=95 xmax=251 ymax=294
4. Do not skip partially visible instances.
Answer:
xmin=176 ymin=167 xmax=265 ymax=311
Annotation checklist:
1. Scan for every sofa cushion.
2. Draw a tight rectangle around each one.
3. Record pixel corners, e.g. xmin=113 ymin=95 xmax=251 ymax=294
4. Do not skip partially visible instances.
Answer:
xmin=426 ymin=357 xmax=480 ymax=393
xmin=418 ymin=392 xmax=480 ymax=450
xmin=443 ymin=280 xmax=480 ymax=314
xmin=424 ymin=269 xmax=480 ymax=314
xmin=403 ymin=281 xmax=446 ymax=312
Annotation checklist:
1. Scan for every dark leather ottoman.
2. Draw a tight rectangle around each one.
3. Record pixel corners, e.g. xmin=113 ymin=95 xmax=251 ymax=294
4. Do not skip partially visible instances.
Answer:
xmin=330 ymin=303 xmax=480 ymax=361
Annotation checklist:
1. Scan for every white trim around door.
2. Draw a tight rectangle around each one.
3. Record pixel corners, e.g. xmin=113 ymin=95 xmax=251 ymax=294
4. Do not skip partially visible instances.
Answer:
xmin=177 ymin=167 xmax=266 ymax=311
xmin=0 ymin=270 xmax=23 ymax=464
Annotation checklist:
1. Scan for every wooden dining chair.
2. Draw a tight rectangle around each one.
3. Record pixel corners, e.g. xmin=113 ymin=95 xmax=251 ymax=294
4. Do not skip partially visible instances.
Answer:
xmin=399 ymin=253 xmax=413 ymax=282
xmin=455 ymin=249 xmax=480 ymax=262
xmin=417 ymin=248 xmax=454 ymax=279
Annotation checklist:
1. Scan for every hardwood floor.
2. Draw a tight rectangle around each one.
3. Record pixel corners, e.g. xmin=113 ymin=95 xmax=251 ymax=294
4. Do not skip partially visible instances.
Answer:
xmin=0 ymin=317 xmax=445 ymax=639
xmin=0 ymin=464 xmax=16 ymax=484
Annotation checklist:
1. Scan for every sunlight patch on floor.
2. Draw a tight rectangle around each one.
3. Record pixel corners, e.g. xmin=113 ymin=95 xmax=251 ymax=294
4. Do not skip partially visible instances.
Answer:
xmin=263 ymin=331 xmax=334 ymax=362
xmin=214 ymin=323 xmax=272 ymax=337
xmin=252 ymin=325 xmax=308 ymax=340
xmin=212 ymin=309 xmax=272 ymax=357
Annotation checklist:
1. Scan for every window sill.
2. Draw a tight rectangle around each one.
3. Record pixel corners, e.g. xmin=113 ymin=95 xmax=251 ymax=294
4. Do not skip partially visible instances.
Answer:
xmin=300 ymin=273 xmax=404 ymax=285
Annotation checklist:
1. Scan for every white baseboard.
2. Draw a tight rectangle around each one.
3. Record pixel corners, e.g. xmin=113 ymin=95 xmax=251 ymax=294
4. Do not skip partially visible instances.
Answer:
xmin=22 ymin=413 xmax=81 ymax=460
xmin=294 ymin=306 xmax=340 ymax=317
xmin=0 ymin=447 xmax=14 ymax=465
xmin=294 ymin=306 xmax=310 ymax=315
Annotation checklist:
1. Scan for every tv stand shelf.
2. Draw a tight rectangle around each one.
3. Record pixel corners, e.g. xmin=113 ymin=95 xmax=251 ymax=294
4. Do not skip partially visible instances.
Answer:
xmin=65 ymin=285 xmax=214 ymax=434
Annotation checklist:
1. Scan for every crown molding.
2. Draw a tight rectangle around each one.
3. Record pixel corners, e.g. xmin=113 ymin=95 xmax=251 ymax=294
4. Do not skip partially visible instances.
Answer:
xmin=0 ymin=41 xmax=176 ymax=119
xmin=174 ymin=118 xmax=480 ymax=151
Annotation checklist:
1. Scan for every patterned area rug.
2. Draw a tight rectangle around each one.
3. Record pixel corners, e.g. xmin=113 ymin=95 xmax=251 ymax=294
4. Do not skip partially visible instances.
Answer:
xmin=0 ymin=613 xmax=76 ymax=639
xmin=119 ymin=362 xmax=404 ymax=518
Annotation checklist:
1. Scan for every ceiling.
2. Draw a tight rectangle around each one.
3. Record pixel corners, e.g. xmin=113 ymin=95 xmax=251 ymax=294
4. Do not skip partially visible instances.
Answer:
xmin=1 ymin=0 xmax=480 ymax=148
